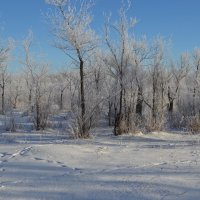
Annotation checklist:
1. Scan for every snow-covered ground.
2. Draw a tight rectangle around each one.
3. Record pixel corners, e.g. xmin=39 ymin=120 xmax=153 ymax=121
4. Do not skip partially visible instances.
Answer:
xmin=1 ymin=127 xmax=200 ymax=200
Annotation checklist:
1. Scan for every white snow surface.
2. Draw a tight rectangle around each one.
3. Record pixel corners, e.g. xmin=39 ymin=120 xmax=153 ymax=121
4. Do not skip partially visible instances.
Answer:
xmin=1 ymin=128 xmax=200 ymax=200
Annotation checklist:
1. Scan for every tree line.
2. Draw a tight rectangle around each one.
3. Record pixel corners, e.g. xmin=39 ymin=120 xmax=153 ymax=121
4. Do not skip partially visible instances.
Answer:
xmin=0 ymin=0 xmax=199 ymax=137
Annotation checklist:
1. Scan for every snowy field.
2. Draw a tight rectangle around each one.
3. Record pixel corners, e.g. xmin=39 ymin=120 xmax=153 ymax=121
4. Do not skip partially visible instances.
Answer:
xmin=1 ymin=127 xmax=200 ymax=200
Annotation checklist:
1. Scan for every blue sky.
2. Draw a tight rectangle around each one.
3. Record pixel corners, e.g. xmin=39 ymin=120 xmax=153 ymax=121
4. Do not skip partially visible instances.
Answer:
xmin=0 ymin=0 xmax=200 ymax=72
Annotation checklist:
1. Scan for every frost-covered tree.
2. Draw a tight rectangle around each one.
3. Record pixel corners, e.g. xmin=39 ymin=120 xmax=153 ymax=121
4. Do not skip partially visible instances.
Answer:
xmin=191 ymin=49 xmax=200 ymax=116
xmin=104 ymin=1 xmax=137 ymax=135
xmin=168 ymin=53 xmax=190 ymax=115
xmin=0 ymin=39 xmax=12 ymax=114
xmin=22 ymin=32 xmax=49 ymax=130
xmin=9 ymin=74 xmax=23 ymax=109
xmin=139 ymin=38 xmax=169 ymax=130
xmin=51 ymin=71 xmax=69 ymax=110
xmin=46 ymin=0 xmax=98 ymax=138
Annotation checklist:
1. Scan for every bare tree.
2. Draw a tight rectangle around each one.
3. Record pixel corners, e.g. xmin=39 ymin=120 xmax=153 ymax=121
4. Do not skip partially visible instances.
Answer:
xmin=132 ymin=38 xmax=152 ymax=122
xmin=104 ymin=1 xmax=136 ymax=135
xmin=9 ymin=74 xmax=23 ymax=109
xmin=46 ymin=0 xmax=97 ymax=138
xmin=191 ymin=48 xmax=200 ymax=116
xmin=22 ymin=32 xmax=49 ymax=130
xmin=139 ymin=38 xmax=168 ymax=130
xmin=168 ymin=53 xmax=190 ymax=114
xmin=0 ymin=40 xmax=11 ymax=114
xmin=52 ymin=71 xmax=69 ymax=110
xmin=22 ymin=31 xmax=34 ymax=113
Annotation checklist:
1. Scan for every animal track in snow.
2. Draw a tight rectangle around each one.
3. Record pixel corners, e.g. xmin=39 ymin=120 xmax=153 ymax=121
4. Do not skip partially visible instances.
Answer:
xmin=33 ymin=156 xmax=68 ymax=168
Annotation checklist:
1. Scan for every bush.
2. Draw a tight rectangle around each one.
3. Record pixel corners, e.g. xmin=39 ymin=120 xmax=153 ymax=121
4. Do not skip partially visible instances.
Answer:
xmin=186 ymin=117 xmax=200 ymax=134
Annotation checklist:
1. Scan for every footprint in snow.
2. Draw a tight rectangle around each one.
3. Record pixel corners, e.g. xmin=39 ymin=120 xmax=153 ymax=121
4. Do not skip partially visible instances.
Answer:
xmin=0 ymin=168 xmax=5 ymax=172
xmin=56 ymin=161 xmax=67 ymax=168
xmin=34 ymin=157 xmax=44 ymax=161
xmin=34 ymin=157 xmax=67 ymax=168
xmin=0 ymin=153 xmax=11 ymax=158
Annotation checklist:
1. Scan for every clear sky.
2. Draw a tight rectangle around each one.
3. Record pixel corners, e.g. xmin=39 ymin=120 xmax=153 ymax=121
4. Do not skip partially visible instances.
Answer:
xmin=0 ymin=0 xmax=200 ymax=72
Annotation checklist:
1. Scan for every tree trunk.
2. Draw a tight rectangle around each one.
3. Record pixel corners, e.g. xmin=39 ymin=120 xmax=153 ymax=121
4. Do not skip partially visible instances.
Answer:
xmin=168 ymin=100 xmax=174 ymax=113
xmin=161 ymin=82 xmax=165 ymax=119
xmin=108 ymin=101 xmax=112 ymax=126
xmin=114 ymin=80 xmax=124 ymax=136
xmin=79 ymin=58 xmax=87 ymax=137
xmin=36 ymin=99 xmax=40 ymax=131
xmin=193 ymin=88 xmax=196 ymax=116
xmin=13 ymin=96 xmax=17 ymax=109
xmin=2 ymin=85 xmax=5 ymax=114
xmin=136 ymin=87 xmax=143 ymax=116
xmin=29 ymin=89 xmax=33 ymax=113
xmin=123 ymin=88 xmax=127 ymax=121
xmin=168 ymin=86 xmax=174 ymax=113
xmin=60 ymin=90 xmax=63 ymax=110
xmin=152 ymin=81 xmax=157 ymax=126
xmin=119 ymin=83 xmax=123 ymax=117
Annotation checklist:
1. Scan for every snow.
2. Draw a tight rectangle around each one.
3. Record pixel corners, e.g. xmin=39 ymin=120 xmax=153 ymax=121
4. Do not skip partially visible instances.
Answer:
xmin=1 ymin=127 xmax=200 ymax=199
